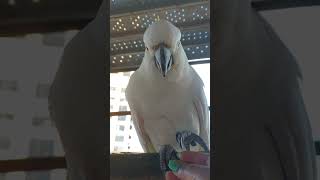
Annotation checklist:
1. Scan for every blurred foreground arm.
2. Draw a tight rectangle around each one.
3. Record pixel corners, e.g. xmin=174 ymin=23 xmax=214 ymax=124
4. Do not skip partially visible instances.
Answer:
xmin=213 ymin=0 xmax=316 ymax=179
xmin=48 ymin=1 xmax=107 ymax=179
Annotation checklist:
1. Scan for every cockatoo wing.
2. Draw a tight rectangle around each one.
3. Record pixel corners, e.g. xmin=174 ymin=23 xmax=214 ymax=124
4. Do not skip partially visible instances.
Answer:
xmin=125 ymin=72 xmax=156 ymax=153
xmin=191 ymin=69 xmax=210 ymax=148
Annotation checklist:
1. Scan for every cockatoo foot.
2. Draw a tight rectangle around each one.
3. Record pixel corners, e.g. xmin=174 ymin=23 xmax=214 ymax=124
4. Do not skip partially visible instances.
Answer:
xmin=159 ymin=145 xmax=179 ymax=172
xmin=159 ymin=132 xmax=209 ymax=173
xmin=176 ymin=131 xmax=209 ymax=152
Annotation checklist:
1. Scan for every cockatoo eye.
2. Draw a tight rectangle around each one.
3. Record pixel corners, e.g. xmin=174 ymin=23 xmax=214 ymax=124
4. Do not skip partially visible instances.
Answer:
xmin=146 ymin=47 xmax=149 ymax=51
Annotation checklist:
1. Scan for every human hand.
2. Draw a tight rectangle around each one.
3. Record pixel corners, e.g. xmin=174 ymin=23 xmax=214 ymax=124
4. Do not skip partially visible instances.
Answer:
xmin=165 ymin=151 xmax=210 ymax=180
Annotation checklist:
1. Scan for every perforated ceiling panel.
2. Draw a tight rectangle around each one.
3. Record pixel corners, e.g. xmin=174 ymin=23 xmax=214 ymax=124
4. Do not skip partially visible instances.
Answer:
xmin=110 ymin=0 xmax=210 ymax=72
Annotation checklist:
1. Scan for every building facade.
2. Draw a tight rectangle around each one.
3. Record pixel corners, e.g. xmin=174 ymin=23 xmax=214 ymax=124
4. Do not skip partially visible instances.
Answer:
xmin=110 ymin=72 xmax=144 ymax=153
xmin=0 ymin=32 xmax=76 ymax=179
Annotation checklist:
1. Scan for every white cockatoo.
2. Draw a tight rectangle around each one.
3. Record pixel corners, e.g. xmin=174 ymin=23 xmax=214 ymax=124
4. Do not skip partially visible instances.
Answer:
xmin=125 ymin=20 xmax=210 ymax=155
xmin=213 ymin=1 xmax=316 ymax=180
xmin=48 ymin=0 xmax=106 ymax=180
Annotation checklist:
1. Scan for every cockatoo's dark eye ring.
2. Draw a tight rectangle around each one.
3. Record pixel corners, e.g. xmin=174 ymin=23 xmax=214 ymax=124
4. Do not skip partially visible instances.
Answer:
xmin=146 ymin=47 xmax=149 ymax=51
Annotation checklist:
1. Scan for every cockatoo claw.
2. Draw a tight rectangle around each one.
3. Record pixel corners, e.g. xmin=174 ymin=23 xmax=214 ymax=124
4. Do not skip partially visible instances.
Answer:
xmin=159 ymin=145 xmax=179 ymax=172
xmin=191 ymin=141 xmax=197 ymax=146
xmin=158 ymin=132 xmax=209 ymax=172
xmin=176 ymin=131 xmax=209 ymax=152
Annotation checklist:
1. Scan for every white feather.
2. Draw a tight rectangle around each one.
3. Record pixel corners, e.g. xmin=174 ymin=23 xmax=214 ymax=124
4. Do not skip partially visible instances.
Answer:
xmin=126 ymin=20 xmax=209 ymax=152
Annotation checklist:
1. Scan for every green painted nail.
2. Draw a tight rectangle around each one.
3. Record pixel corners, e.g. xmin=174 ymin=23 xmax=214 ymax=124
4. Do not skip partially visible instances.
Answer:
xmin=168 ymin=160 xmax=181 ymax=172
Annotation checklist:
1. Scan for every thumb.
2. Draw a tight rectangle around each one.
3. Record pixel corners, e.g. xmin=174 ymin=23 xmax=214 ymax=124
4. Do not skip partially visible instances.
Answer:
xmin=168 ymin=160 xmax=210 ymax=180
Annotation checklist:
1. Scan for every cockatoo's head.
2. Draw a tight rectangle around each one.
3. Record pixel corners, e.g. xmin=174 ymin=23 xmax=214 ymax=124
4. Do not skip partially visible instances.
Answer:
xmin=143 ymin=20 xmax=182 ymax=77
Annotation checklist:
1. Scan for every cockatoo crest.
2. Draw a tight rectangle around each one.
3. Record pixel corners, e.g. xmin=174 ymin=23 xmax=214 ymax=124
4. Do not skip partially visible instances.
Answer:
xmin=143 ymin=20 xmax=181 ymax=53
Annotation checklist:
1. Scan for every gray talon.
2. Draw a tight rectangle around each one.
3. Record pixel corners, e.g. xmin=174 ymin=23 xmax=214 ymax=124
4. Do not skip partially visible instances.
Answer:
xmin=176 ymin=131 xmax=209 ymax=152
xmin=159 ymin=145 xmax=179 ymax=172
xmin=159 ymin=131 xmax=209 ymax=173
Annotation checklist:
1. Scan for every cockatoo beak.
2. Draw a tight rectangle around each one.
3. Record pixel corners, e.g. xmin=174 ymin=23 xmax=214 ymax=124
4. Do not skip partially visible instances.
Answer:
xmin=154 ymin=44 xmax=173 ymax=77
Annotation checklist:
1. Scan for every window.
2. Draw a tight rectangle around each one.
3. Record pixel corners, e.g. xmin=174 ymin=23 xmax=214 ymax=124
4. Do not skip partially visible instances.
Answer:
xmin=32 ymin=117 xmax=51 ymax=127
xmin=110 ymin=105 xmax=114 ymax=110
xmin=0 ymin=174 xmax=6 ymax=180
xmin=29 ymin=139 xmax=54 ymax=157
xmin=27 ymin=138 xmax=53 ymax=180
xmin=50 ymin=119 xmax=56 ymax=127
xmin=0 ymin=80 xmax=18 ymax=91
xmin=114 ymin=146 xmax=120 ymax=151
xmin=115 ymin=136 xmax=124 ymax=142
xmin=0 ymin=112 xmax=14 ymax=121
xmin=36 ymin=83 xmax=51 ymax=98
xmin=118 ymin=116 xmax=126 ymax=121
xmin=0 ymin=136 xmax=11 ymax=150
xmin=119 ymin=125 xmax=125 ymax=131
xmin=119 ymin=106 xmax=127 ymax=111
xmin=192 ymin=63 xmax=210 ymax=102
xmin=110 ymin=62 xmax=210 ymax=153
xmin=26 ymin=171 xmax=50 ymax=180
xmin=111 ymin=87 xmax=116 ymax=91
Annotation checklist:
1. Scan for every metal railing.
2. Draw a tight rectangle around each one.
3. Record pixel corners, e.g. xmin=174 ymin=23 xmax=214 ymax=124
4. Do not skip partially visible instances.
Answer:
xmin=110 ymin=111 xmax=131 ymax=117
xmin=0 ymin=157 xmax=66 ymax=173
xmin=0 ymin=154 xmax=164 ymax=179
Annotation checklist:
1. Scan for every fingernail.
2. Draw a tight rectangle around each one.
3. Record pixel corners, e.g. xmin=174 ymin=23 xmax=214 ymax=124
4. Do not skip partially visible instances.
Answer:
xmin=168 ymin=160 xmax=181 ymax=172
